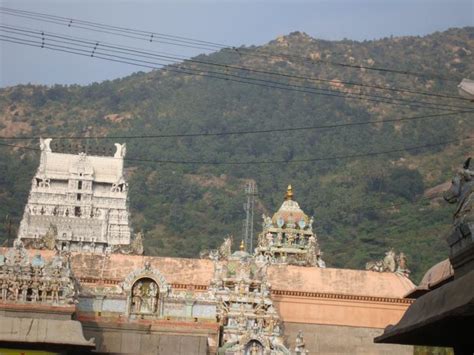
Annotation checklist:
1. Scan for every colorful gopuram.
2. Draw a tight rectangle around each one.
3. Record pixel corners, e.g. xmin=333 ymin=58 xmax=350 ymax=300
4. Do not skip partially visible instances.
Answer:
xmin=256 ymin=185 xmax=324 ymax=267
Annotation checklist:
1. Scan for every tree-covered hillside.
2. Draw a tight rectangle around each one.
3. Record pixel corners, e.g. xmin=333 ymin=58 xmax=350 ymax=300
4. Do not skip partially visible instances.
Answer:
xmin=0 ymin=28 xmax=473 ymax=282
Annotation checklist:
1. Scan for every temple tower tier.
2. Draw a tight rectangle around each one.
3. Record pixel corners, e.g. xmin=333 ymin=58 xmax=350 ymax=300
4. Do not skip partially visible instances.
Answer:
xmin=255 ymin=185 xmax=325 ymax=267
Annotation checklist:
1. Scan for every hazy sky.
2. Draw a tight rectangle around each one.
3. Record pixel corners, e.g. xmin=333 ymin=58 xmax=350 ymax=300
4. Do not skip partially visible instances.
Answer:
xmin=1 ymin=0 xmax=472 ymax=87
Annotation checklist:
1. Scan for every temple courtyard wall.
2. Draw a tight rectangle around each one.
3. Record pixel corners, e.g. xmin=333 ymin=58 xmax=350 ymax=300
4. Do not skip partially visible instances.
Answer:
xmin=0 ymin=248 xmax=415 ymax=354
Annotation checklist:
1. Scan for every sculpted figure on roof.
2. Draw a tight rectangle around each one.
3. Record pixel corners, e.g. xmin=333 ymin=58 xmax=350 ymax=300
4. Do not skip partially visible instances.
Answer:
xmin=39 ymin=137 xmax=52 ymax=152
xmin=443 ymin=157 xmax=474 ymax=272
xmin=366 ymin=249 xmax=410 ymax=276
xmin=199 ymin=235 xmax=233 ymax=261
xmin=295 ymin=330 xmax=309 ymax=354
xmin=444 ymin=157 xmax=474 ymax=230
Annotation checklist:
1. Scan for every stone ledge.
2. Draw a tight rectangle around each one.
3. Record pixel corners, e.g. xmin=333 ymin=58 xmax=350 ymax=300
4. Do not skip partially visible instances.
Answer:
xmin=271 ymin=289 xmax=414 ymax=304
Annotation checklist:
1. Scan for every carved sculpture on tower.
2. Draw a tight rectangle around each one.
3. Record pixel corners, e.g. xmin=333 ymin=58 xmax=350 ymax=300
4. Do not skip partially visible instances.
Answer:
xmin=255 ymin=185 xmax=325 ymax=267
xmin=17 ymin=138 xmax=143 ymax=254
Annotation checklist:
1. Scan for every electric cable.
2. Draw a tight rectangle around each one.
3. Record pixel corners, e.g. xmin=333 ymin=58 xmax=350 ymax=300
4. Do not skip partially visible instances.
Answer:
xmin=0 ymin=136 xmax=471 ymax=165
xmin=0 ymin=110 xmax=472 ymax=141
xmin=0 ymin=6 xmax=463 ymax=82
xmin=1 ymin=29 xmax=471 ymax=111
xmin=1 ymin=23 xmax=468 ymax=103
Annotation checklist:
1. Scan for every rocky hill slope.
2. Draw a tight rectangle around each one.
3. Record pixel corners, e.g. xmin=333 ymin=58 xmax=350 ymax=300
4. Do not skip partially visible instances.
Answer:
xmin=1 ymin=27 xmax=473 ymax=281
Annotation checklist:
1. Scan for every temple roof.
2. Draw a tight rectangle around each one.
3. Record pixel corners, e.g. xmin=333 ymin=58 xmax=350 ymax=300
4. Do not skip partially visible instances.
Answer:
xmin=271 ymin=185 xmax=310 ymax=227
xmin=230 ymin=240 xmax=251 ymax=259
xmin=267 ymin=265 xmax=415 ymax=299
xmin=39 ymin=152 xmax=124 ymax=183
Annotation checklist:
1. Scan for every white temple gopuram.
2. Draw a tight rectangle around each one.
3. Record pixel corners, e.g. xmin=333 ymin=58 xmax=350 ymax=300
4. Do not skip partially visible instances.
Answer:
xmin=17 ymin=138 xmax=143 ymax=254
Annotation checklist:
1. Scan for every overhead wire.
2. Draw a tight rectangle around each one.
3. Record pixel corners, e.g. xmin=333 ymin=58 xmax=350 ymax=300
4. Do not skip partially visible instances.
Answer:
xmin=1 ymin=26 xmax=472 ymax=111
xmin=0 ymin=136 xmax=472 ymax=165
xmin=1 ymin=7 xmax=470 ymax=242
xmin=0 ymin=110 xmax=472 ymax=141
xmin=0 ymin=6 xmax=225 ymax=48
xmin=1 ymin=17 xmax=472 ymax=166
xmin=1 ymin=23 xmax=467 ymax=103
xmin=0 ymin=9 xmax=220 ymax=51
xmin=0 ymin=139 xmax=462 ymax=221
xmin=0 ymin=37 xmax=456 ymax=112
xmin=0 ymin=6 xmax=463 ymax=83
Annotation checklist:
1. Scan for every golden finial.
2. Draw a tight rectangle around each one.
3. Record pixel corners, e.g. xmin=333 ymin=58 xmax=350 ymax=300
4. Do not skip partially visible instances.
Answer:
xmin=240 ymin=240 xmax=245 ymax=251
xmin=285 ymin=184 xmax=293 ymax=200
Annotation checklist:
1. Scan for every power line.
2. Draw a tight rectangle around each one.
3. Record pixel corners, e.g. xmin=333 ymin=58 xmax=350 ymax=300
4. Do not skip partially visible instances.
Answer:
xmin=0 ymin=8 xmax=221 ymax=51
xmin=0 ymin=38 xmax=454 ymax=113
xmin=1 ymin=28 xmax=471 ymax=111
xmin=0 ymin=6 xmax=226 ymax=48
xmin=0 ymin=22 xmax=467 ymax=103
xmin=0 ymin=110 xmax=472 ymax=141
xmin=0 ymin=6 xmax=464 ymax=83
xmin=0 ymin=136 xmax=471 ymax=165
xmin=2 ymin=26 xmax=462 ymax=112
xmin=0 ymin=142 xmax=464 ymax=223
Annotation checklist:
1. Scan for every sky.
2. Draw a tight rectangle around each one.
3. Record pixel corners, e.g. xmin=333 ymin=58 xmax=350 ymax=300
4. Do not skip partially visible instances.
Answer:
xmin=0 ymin=0 xmax=473 ymax=87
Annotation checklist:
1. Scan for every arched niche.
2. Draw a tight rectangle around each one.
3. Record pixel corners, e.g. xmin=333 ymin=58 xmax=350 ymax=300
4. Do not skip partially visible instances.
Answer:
xmin=245 ymin=340 xmax=264 ymax=355
xmin=239 ymin=334 xmax=270 ymax=355
xmin=121 ymin=262 xmax=169 ymax=317
xmin=130 ymin=277 xmax=160 ymax=315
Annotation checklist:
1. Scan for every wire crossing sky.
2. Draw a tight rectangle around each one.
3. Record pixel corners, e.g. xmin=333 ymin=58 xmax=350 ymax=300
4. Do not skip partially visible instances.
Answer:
xmin=1 ymin=0 xmax=472 ymax=87
xmin=2 ymin=25 xmax=472 ymax=111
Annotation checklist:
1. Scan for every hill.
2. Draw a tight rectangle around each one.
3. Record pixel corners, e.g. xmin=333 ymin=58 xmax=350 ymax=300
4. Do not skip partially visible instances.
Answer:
xmin=0 ymin=27 xmax=473 ymax=282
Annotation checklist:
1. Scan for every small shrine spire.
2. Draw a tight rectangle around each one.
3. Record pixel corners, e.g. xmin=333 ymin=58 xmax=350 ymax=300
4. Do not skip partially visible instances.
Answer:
xmin=285 ymin=184 xmax=293 ymax=200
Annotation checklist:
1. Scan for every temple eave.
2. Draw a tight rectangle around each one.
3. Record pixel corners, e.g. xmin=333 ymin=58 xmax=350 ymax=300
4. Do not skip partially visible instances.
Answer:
xmin=375 ymin=269 xmax=474 ymax=347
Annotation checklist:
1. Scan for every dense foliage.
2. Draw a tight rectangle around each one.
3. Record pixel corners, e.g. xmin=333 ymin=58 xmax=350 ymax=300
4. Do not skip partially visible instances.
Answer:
xmin=0 ymin=28 xmax=473 ymax=282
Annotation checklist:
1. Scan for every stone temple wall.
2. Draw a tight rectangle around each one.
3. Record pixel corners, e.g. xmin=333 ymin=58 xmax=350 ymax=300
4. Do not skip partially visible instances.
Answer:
xmin=82 ymin=323 xmax=210 ymax=355
xmin=0 ymin=246 xmax=416 ymax=354
xmin=282 ymin=322 xmax=413 ymax=355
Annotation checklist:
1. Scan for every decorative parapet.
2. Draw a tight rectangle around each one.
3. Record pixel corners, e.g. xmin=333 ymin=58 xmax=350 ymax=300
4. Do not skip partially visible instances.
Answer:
xmin=0 ymin=239 xmax=78 ymax=306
